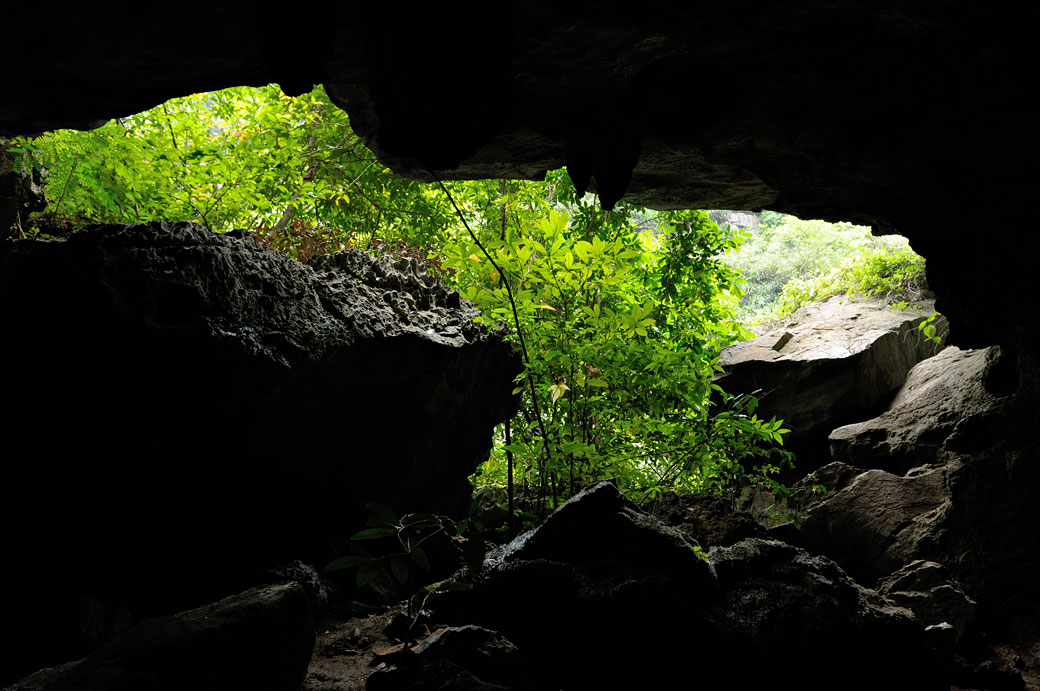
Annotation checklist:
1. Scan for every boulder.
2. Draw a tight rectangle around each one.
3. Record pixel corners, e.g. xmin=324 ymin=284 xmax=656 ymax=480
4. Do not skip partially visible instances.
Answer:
xmin=830 ymin=346 xmax=1007 ymax=473
xmin=367 ymin=626 xmax=521 ymax=691
xmin=706 ymin=539 xmax=943 ymax=689
xmin=934 ymin=382 xmax=1040 ymax=633
xmin=790 ymin=467 xmax=949 ymax=586
xmin=2 ymin=583 xmax=314 ymax=691
xmin=430 ymin=482 xmax=944 ymax=690
xmin=764 ymin=460 xmax=864 ymax=541
xmin=877 ymin=560 xmax=976 ymax=643
xmin=0 ymin=222 xmax=518 ymax=684
xmin=247 ymin=561 xmax=335 ymax=624
xmin=810 ymin=345 xmax=1040 ymax=630
xmin=714 ymin=296 xmax=946 ymax=468
xmin=649 ymin=490 xmax=765 ymax=547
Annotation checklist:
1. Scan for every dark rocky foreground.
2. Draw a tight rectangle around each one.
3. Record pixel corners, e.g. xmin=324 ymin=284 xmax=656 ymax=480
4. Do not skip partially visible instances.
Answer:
xmin=369 ymin=482 xmax=946 ymax=690
xmin=0 ymin=222 xmax=518 ymax=684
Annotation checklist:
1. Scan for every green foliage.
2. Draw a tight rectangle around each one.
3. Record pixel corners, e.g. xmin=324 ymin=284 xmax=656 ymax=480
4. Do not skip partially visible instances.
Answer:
xmin=441 ymin=176 xmax=791 ymax=509
xmin=21 ymin=84 xmax=794 ymax=517
xmin=774 ymin=246 xmax=928 ymax=316
xmin=324 ymin=502 xmax=483 ymax=618
xmin=15 ymin=84 xmax=456 ymax=261
xmin=326 ymin=501 xmax=484 ymax=582
xmin=724 ymin=214 xmax=924 ymax=323
xmin=916 ymin=311 xmax=943 ymax=346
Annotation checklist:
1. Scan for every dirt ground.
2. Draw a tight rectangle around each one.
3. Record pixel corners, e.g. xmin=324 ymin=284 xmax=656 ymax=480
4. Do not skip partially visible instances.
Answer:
xmin=302 ymin=607 xmax=401 ymax=691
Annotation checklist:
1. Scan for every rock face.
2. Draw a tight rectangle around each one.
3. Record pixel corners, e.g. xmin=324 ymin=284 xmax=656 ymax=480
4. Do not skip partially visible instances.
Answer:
xmin=3 ymin=583 xmax=315 ymax=691
xmin=649 ymin=490 xmax=765 ymax=547
xmin=429 ymin=482 xmax=943 ymax=690
xmin=4 ymin=4 xmax=1039 ymax=353
xmin=829 ymin=346 xmax=1007 ymax=473
xmin=0 ymin=222 xmax=518 ymax=684
xmin=878 ymin=560 xmax=977 ymax=644
xmin=799 ymin=341 xmax=1040 ymax=626
xmin=0 ymin=137 xmax=45 ymax=240
xmin=715 ymin=296 xmax=945 ymax=465
xmin=792 ymin=468 xmax=949 ymax=586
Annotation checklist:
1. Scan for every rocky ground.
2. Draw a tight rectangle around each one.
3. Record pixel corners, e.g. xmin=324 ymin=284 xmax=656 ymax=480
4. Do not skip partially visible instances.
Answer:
xmin=304 ymin=609 xmax=401 ymax=691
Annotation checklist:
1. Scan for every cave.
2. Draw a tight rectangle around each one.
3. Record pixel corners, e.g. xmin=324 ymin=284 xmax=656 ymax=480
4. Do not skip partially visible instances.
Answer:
xmin=2 ymin=4 xmax=1038 ymax=689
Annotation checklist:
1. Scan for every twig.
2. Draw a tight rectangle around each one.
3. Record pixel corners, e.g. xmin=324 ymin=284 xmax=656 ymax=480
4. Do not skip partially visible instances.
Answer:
xmin=433 ymin=175 xmax=557 ymax=497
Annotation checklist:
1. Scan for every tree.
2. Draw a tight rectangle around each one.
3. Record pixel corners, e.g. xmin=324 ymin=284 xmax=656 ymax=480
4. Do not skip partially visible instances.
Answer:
xmin=14 ymin=84 xmax=456 ymax=261
xmin=440 ymin=173 xmax=790 ymax=515
xmin=12 ymin=84 xmax=793 ymax=521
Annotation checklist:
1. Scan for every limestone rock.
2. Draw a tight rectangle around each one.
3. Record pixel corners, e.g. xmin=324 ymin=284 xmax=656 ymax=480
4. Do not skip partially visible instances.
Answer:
xmin=649 ymin=490 xmax=765 ymax=547
xmin=3 ymin=4 xmax=1040 ymax=354
xmin=706 ymin=539 xmax=942 ymax=689
xmin=0 ymin=222 xmax=518 ymax=684
xmin=715 ymin=296 xmax=945 ymax=466
xmin=790 ymin=467 xmax=949 ymax=586
xmin=934 ymin=379 xmax=1040 ymax=633
xmin=830 ymin=346 xmax=1007 ymax=473
xmin=3 ymin=583 xmax=314 ymax=691
xmin=249 ymin=561 xmax=335 ymax=624
xmin=367 ymin=626 xmax=520 ymax=691
xmin=878 ymin=560 xmax=976 ymax=642
xmin=0 ymin=136 xmax=45 ymax=240
xmin=432 ymin=482 xmax=943 ymax=689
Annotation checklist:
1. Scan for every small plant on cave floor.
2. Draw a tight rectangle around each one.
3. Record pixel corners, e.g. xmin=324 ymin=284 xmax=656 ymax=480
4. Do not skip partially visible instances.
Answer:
xmin=324 ymin=503 xmax=486 ymax=624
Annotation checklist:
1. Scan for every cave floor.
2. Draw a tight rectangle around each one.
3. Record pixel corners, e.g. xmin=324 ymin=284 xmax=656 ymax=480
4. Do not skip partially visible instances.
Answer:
xmin=303 ymin=607 xmax=401 ymax=691
xmin=301 ymin=606 xmax=1040 ymax=691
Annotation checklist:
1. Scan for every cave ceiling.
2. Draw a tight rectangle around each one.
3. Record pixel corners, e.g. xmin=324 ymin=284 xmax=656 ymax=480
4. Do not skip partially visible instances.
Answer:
xmin=3 ymin=2 xmax=1038 ymax=352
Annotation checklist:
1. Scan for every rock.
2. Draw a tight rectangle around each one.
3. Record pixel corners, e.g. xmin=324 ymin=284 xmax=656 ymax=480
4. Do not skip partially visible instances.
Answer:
xmin=5 ymin=5 xmax=1040 ymax=357
xmin=2 ymin=583 xmax=314 ymax=691
xmin=765 ymin=460 xmax=864 ymax=542
xmin=431 ymin=481 xmax=719 ymax=688
xmin=369 ymin=663 xmax=508 ymax=691
xmin=714 ymin=296 xmax=946 ymax=468
xmin=830 ymin=346 xmax=1007 ymax=473
xmin=0 ymin=136 xmax=45 ymax=240
xmin=367 ymin=626 xmax=521 ymax=691
xmin=878 ymin=560 xmax=976 ymax=642
xmin=249 ymin=561 xmax=334 ymax=623
xmin=706 ymin=539 xmax=943 ymax=689
xmin=926 ymin=622 xmax=958 ymax=657
xmin=790 ymin=467 xmax=948 ymax=586
xmin=648 ymin=491 xmax=765 ymax=546
xmin=431 ymin=482 xmax=943 ymax=689
xmin=807 ymin=460 xmax=864 ymax=494
xmin=932 ymin=378 xmax=1040 ymax=632
xmin=0 ymin=222 xmax=518 ymax=684
xmin=813 ymin=348 xmax=1040 ymax=631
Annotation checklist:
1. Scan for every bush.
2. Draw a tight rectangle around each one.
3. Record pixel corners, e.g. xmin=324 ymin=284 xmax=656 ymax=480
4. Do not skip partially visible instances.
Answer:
xmin=721 ymin=213 xmax=927 ymax=323
xmin=774 ymin=246 xmax=927 ymax=316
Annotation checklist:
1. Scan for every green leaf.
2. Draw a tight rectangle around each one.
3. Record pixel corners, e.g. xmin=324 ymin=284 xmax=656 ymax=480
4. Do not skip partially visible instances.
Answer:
xmin=351 ymin=528 xmax=396 ymax=541
xmin=412 ymin=546 xmax=431 ymax=572
xmin=390 ymin=555 xmax=410 ymax=584
xmin=365 ymin=502 xmax=399 ymax=521
xmin=356 ymin=561 xmax=382 ymax=589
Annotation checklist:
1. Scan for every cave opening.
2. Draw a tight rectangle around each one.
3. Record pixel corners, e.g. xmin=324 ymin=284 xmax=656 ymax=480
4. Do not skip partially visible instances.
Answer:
xmin=3 ymin=5 xmax=1040 ymax=684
